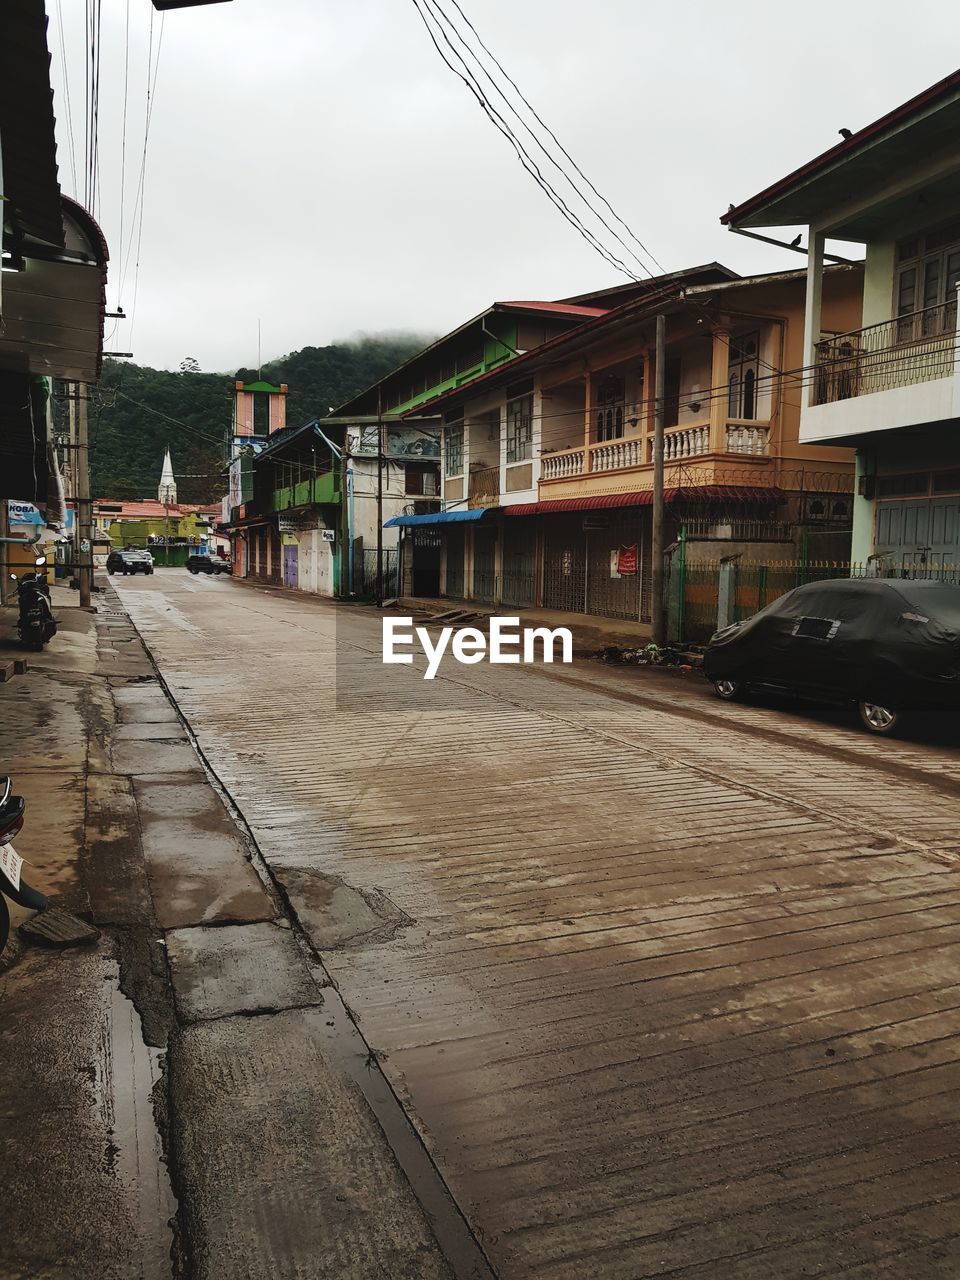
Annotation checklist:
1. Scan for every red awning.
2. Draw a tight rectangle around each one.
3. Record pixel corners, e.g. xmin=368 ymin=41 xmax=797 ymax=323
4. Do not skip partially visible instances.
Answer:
xmin=504 ymin=485 xmax=785 ymax=517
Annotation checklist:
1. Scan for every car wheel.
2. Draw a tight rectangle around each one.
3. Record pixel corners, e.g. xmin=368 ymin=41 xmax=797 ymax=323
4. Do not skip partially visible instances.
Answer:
xmin=858 ymin=700 xmax=901 ymax=735
xmin=189 ymin=567 xmax=198 ymax=574
xmin=713 ymin=678 xmax=748 ymax=702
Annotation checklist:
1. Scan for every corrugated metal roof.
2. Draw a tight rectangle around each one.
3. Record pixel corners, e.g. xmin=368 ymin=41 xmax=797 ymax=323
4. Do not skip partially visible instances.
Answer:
xmin=497 ymin=301 xmax=608 ymax=319
xmin=0 ymin=0 xmax=64 ymax=246
xmin=384 ymin=508 xmax=498 ymax=528
xmin=504 ymin=486 xmax=785 ymax=516
xmin=96 ymin=500 xmax=220 ymax=519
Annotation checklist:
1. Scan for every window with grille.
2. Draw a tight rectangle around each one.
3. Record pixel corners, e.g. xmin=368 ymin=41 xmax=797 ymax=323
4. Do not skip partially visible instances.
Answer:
xmin=444 ymin=410 xmax=464 ymax=477
xmin=595 ymin=376 xmax=625 ymax=441
xmin=896 ymin=224 xmax=960 ymax=337
xmin=506 ymin=386 xmax=533 ymax=462
xmin=727 ymin=332 xmax=759 ymax=419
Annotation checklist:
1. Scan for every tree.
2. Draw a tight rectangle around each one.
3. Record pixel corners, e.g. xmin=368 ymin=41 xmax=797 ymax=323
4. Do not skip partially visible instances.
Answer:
xmin=90 ymin=334 xmax=431 ymax=504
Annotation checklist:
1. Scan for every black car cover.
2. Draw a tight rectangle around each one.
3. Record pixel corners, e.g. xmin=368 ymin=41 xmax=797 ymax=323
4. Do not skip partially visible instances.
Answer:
xmin=703 ymin=578 xmax=960 ymax=707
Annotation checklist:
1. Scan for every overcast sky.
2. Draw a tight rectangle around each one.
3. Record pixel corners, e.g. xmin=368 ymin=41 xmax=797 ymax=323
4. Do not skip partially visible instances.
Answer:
xmin=49 ymin=0 xmax=960 ymax=373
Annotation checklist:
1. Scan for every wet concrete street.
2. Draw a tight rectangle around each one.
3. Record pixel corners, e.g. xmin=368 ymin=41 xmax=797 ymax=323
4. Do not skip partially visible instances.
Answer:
xmin=118 ymin=568 xmax=960 ymax=1279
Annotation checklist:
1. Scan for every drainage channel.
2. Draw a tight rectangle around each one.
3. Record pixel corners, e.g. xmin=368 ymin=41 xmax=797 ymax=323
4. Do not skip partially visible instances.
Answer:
xmin=121 ymin=597 xmax=495 ymax=1280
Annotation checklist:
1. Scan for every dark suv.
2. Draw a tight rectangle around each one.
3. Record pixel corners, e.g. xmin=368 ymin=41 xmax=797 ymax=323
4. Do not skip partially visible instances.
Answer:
xmin=107 ymin=549 xmax=154 ymax=575
xmin=186 ymin=553 xmax=231 ymax=576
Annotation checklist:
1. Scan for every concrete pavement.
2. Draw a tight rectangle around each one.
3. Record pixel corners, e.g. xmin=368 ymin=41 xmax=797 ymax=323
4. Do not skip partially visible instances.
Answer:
xmin=116 ymin=567 xmax=960 ymax=1279
xmin=0 ymin=582 xmax=465 ymax=1280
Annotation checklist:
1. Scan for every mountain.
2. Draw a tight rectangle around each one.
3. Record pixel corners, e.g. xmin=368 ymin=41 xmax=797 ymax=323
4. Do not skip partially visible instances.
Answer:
xmin=89 ymin=334 xmax=432 ymax=504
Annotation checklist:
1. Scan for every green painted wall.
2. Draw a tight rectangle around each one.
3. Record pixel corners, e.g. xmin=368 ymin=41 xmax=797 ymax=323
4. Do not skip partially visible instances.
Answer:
xmin=391 ymin=324 xmax=517 ymax=416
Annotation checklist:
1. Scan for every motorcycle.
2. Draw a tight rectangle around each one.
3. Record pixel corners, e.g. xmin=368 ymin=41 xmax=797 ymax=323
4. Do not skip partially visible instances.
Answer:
xmin=11 ymin=555 xmax=57 ymax=651
xmin=0 ymin=776 xmax=48 ymax=957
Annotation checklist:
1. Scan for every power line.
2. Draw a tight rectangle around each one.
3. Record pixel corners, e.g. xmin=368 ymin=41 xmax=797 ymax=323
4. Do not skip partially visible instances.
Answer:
xmin=437 ymin=0 xmax=664 ymax=279
xmin=117 ymin=0 xmax=131 ymax=300
xmin=54 ymin=0 xmax=78 ymax=195
xmin=120 ymin=8 xmax=164 ymax=325
xmin=409 ymin=0 xmax=641 ymax=282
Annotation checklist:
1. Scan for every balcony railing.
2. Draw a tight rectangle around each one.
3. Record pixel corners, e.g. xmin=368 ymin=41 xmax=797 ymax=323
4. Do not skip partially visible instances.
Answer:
xmin=468 ymin=466 xmax=500 ymax=508
xmin=814 ymin=301 xmax=957 ymax=405
xmin=664 ymin=425 xmax=709 ymax=460
xmin=270 ymin=471 xmax=339 ymax=512
xmin=541 ymin=420 xmax=771 ymax=480
xmin=591 ymin=438 xmax=643 ymax=472
xmin=725 ymin=423 xmax=769 ymax=455
xmin=541 ymin=449 xmax=585 ymax=480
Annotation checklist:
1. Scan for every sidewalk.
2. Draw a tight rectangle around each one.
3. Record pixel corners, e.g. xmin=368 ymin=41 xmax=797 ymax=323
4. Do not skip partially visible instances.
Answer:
xmin=0 ymin=581 xmax=462 ymax=1280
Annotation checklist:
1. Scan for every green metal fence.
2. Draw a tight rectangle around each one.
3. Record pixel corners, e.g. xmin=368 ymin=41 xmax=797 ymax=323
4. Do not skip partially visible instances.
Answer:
xmin=669 ymin=558 xmax=960 ymax=646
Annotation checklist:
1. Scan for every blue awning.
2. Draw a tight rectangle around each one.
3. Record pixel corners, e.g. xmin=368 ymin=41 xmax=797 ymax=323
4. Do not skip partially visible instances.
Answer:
xmin=384 ymin=508 xmax=499 ymax=528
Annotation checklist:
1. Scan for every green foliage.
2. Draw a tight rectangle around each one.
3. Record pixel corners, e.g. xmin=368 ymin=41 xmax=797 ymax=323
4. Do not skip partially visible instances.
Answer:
xmin=236 ymin=334 xmax=434 ymax=427
xmin=90 ymin=335 xmax=431 ymax=503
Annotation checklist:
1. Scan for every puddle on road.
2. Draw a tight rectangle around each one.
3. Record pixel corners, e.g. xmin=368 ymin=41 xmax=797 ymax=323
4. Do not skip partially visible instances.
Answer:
xmin=103 ymin=979 xmax=178 ymax=1280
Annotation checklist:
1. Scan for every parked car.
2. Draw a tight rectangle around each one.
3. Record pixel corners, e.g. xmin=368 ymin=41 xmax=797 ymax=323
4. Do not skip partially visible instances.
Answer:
xmin=703 ymin=577 xmax=960 ymax=735
xmin=186 ymin=552 xmax=231 ymax=575
xmin=107 ymin=549 xmax=154 ymax=575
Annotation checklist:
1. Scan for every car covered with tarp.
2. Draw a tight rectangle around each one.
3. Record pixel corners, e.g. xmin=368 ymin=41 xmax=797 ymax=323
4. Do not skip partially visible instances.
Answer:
xmin=703 ymin=577 xmax=960 ymax=734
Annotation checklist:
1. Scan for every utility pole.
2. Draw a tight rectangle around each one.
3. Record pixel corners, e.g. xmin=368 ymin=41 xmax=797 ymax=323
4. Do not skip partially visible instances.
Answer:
xmin=77 ymin=383 xmax=93 ymax=608
xmin=651 ymin=313 xmax=666 ymax=645
xmin=375 ymin=391 xmax=384 ymax=606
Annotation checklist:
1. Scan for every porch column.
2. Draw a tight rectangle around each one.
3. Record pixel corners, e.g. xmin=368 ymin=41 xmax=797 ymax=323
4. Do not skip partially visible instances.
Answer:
xmin=802 ymin=228 xmax=825 ymax=406
xmin=708 ymin=324 xmax=730 ymax=454
xmin=583 ymin=370 xmax=592 ymax=470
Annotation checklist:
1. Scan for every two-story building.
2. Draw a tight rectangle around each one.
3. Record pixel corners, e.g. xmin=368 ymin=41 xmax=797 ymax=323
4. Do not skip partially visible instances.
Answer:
xmin=724 ymin=70 xmax=960 ymax=569
xmin=328 ymin=299 xmax=609 ymax=596
xmin=397 ymin=264 xmax=860 ymax=623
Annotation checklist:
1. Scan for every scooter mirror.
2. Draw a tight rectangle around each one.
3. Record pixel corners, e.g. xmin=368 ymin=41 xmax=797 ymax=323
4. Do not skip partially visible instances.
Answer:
xmin=34 ymin=555 xmax=47 ymax=567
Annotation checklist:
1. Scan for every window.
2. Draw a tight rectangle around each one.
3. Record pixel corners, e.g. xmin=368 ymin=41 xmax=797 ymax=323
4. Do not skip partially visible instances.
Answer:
xmin=506 ymin=381 xmax=534 ymax=462
xmin=405 ymin=463 xmax=438 ymax=497
xmin=728 ymin=332 xmax=760 ymax=419
xmin=595 ymin=375 xmax=625 ymax=441
xmin=896 ymin=224 xmax=960 ymax=336
xmin=252 ymin=393 xmax=270 ymax=436
xmin=444 ymin=409 xmax=464 ymax=477
xmin=877 ymin=472 xmax=929 ymax=498
xmin=458 ymin=342 xmax=483 ymax=372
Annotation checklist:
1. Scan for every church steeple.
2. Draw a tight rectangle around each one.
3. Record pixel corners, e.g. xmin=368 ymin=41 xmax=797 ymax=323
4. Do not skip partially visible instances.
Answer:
xmin=158 ymin=448 xmax=177 ymax=506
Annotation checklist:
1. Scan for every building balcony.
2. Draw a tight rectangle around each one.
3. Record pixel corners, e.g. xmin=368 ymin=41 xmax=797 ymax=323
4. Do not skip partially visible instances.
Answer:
xmin=468 ymin=465 xmax=500 ymax=509
xmin=802 ymin=301 xmax=960 ymax=444
xmin=269 ymin=471 xmax=340 ymax=513
xmin=540 ymin=420 xmax=771 ymax=482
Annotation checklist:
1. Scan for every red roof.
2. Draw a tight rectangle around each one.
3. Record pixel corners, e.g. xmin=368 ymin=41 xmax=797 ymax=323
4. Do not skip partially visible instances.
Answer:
xmin=497 ymin=300 xmax=609 ymax=319
xmin=505 ymin=486 xmax=785 ymax=516
xmin=95 ymin=499 xmax=219 ymax=519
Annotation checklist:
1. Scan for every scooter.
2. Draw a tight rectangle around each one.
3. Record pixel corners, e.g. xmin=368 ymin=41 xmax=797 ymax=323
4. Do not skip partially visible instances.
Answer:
xmin=0 ymin=776 xmax=48 ymax=957
xmin=11 ymin=555 xmax=57 ymax=651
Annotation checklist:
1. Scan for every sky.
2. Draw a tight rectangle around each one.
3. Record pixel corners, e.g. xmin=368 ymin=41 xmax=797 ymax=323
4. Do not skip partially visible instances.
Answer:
xmin=48 ymin=0 xmax=960 ymax=373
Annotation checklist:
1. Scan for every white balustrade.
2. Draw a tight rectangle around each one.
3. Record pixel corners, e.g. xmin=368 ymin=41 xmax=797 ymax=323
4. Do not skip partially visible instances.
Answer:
xmin=725 ymin=424 xmax=769 ymax=455
xmin=541 ymin=449 xmax=585 ymax=480
xmin=663 ymin=425 xmax=709 ymax=460
xmin=589 ymin=438 xmax=642 ymax=472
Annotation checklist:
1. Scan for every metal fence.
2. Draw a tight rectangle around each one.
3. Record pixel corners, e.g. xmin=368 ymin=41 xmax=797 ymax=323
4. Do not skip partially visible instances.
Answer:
xmin=814 ymin=302 xmax=956 ymax=404
xmin=670 ymin=557 xmax=960 ymax=646
xmin=356 ymin=548 xmax=400 ymax=599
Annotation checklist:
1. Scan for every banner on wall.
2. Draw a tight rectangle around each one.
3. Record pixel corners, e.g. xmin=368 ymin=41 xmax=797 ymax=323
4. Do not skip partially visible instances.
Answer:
xmin=616 ymin=544 xmax=638 ymax=576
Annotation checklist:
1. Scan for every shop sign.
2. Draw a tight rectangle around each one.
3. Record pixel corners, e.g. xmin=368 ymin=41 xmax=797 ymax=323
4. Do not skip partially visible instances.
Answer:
xmin=616 ymin=544 xmax=638 ymax=576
